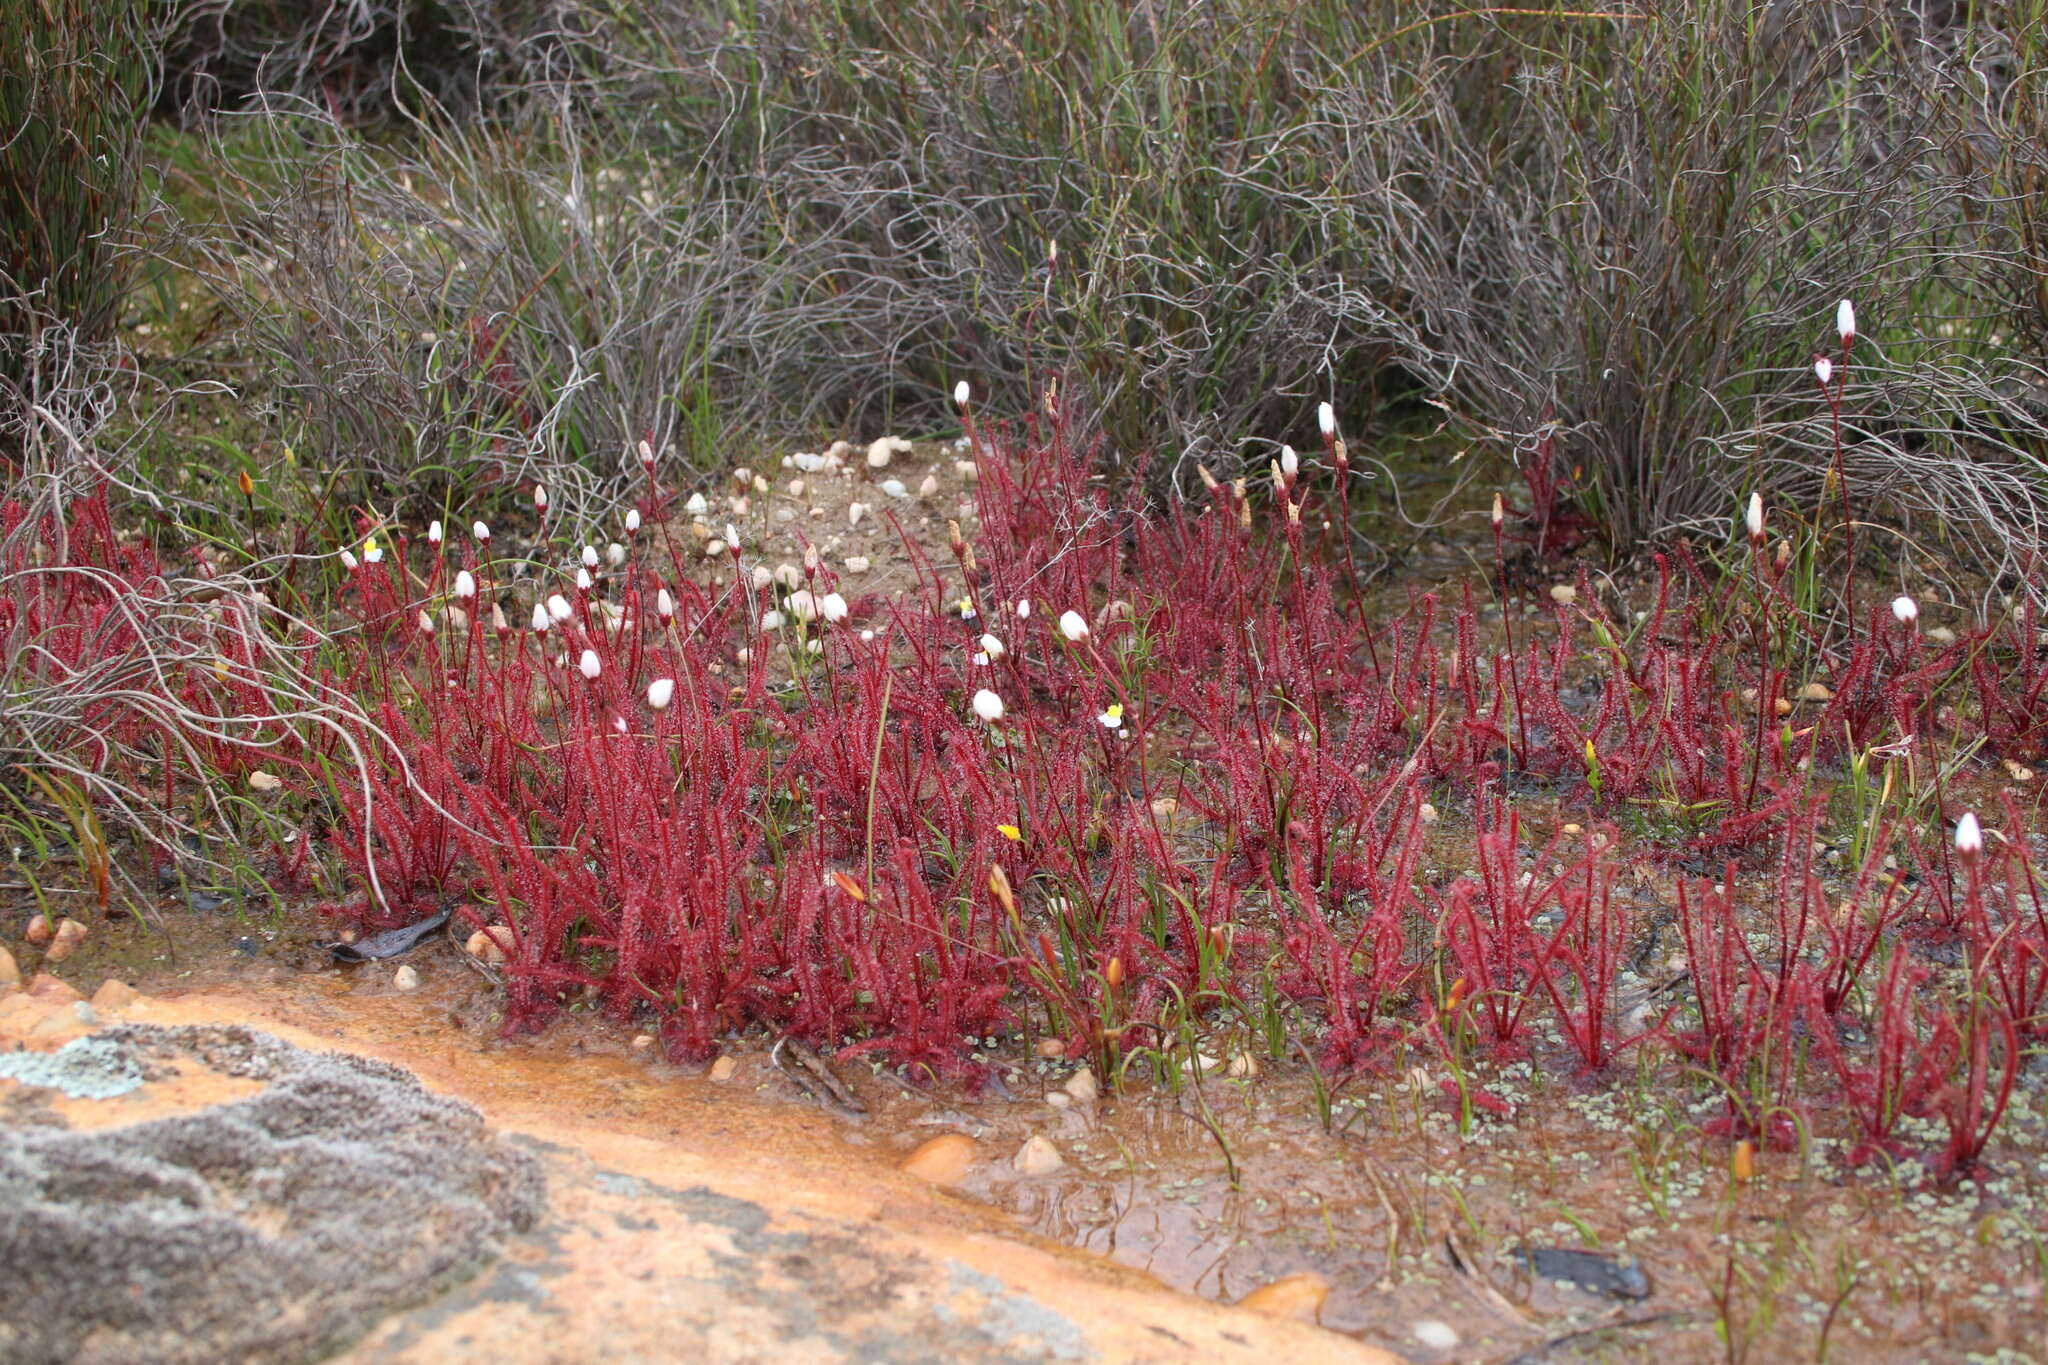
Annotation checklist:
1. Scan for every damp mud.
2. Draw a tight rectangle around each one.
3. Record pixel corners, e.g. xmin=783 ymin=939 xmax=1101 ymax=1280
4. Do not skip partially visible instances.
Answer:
xmin=5 ymin=917 xmax=2044 ymax=1363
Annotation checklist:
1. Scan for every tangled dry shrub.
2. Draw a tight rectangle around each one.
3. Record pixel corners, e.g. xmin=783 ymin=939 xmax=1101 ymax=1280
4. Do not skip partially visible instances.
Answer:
xmin=157 ymin=0 xmax=2048 ymax=589
xmin=1340 ymin=1 xmax=2048 ymax=579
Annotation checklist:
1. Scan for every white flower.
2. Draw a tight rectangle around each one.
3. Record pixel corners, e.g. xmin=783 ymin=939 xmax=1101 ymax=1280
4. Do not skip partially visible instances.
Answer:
xmin=606 ymin=542 xmax=625 ymax=567
xmin=656 ymin=588 xmax=675 ymax=620
xmin=1814 ymin=356 xmax=1833 ymax=385
xmin=531 ymin=602 xmax=550 ymax=632
xmin=954 ymin=379 xmax=971 ymax=406
xmin=1097 ymin=703 xmax=1124 ymax=730
xmin=612 ymin=715 xmax=628 ymax=734
xmin=1016 ymin=599 xmax=1031 ymax=619
xmin=821 ymin=592 xmax=849 ymax=623
xmin=1318 ymin=402 xmax=1336 ymax=437
xmin=581 ymin=544 xmax=599 ymax=568
xmin=761 ymin=609 xmax=785 ymax=631
xmin=625 ymin=509 xmax=641 ymax=533
xmin=1745 ymin=492 xmax=1764 ymax=541
xmin=1956 ymin=811 xmax=1983 ymax=859
xmin=472 ymin=521 xmax=491 ymax=542
xmin=972 ymin=652 xmax=991 ymax=666
xmin=339 ymin=548 xmax=359 ymax=570
xmin=361 ymin=538 xmax=384 ymax=565
xmin=1279 ymin=444 xmax=1299 ymax=479
xmin=1059 ymin=609 xmax=1090 ymax=642
xmin=1891 ymin=595 xmax=1918 ymax=625
xmin=547 ymin=594 xmax=573 ymax=622
xmin=427 ymin=520 xmax=443 ymax=544
xmin=454 ymin=570 xmax=476 ymax=598
xmin=647 ymin=678 xmax=675 ymax=710
xmin=1837 ymin=298 xmax=1856 ymax=346
xmin=577 ymin=649 xmax=602 ymax=680
xmin=971 ymin=688 xmax=1005 ymax=722
xmin=685 ymin=491 xmax=708 ymax=516
xmin=979 ymin=633 xmax=1005 ymax=659
xmin=576 ymin=568 xmax=594 ymax=591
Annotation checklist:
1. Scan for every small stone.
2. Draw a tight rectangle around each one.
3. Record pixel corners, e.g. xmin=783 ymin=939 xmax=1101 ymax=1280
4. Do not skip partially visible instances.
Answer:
xmin=1927 ymin=626 xmax=1957 ymax=645
xmin=703 ymin=538 xmax=727 ymax=558
xmin=848 ymin=502 xmax=868 ymax=528
xmin=0 ymin=945 xmax=19 ymax=992
xmin=1012 ymin=1134 xmax=1065 ymax=1175
xmin=90 ymin=979 xmax=138 ymax=1013
xmin=1562 ymin=822 xmax=1583 ymax=835
xmin=464 ymin=928 xmax=510 ymax=965
xmin=900 ymin=1133 xmax=978 ymax=1186
xmin=1773 ymin=697 xmax=1794 ymax=717
xmin=954 ymin=460 xmax=978 ymax=480
xmin=1797 ymin=682 xmax=1834 ymax=702
xmin=1150 ymin=797 xmax=1179 ymax=819
xmin=708 ymin=1056 xmax=737 ymax=1082
xmin=28 ymin=974 xmax=80 ymax=1005
xmin=1418 ymin=802 xmax=1439 ymax=825
xmin=844 ymin=555 xmax=871 ymax=574
xmin=24 ymin=916 xmax=52 ymax=945
xmin=917 ymin=474 xmax=939 ymax=498
xmin=2002 ymin=758 xmax=2035 ymax=782
xmin=1412 ymin=1319 xmax=1460 ymax=1350
xmin=1226 ymin=1052 xmax=1260 ymax=1079
xmin=880 ymin=478 xmax=908 ymax=498
xmin=866 ymin=436 xmax=911 ymax=469
xmin=392 ymin=965 xmax=421 ymax=991
xmin=1035 ymin=1038 xmax=1066 ymax=1058
xmin=1062 ymin=1068 xmax=1099 ymax=1104
xmin=1549 ymin=584 xmax=1577 ymax=605
xmin=1046 ymin=1091 xmax=1072 ymax=1109
xmin=1236 ymin=1272 xmax=1330 ymax=1320
xmin=247 ymin=771 xmax=283 ymax=792
xmin=631 ymin=1033 xmax=655 ymax=1050
xmin=72 ymin=1001 xmax=98 ymax=1025
xmin=44 ymin=918 xmax=88 ymax=963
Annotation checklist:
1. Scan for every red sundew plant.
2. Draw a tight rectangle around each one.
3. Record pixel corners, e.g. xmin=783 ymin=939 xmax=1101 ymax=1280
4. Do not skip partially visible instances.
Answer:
xmin=27 ymin=383 xmax=2024 ymax=1172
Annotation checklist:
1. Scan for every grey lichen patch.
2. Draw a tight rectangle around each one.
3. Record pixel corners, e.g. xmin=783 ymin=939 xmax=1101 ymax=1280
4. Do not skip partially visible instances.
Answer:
xmin=0 ymin=1024 xmax=544 ymax=1365
xmin=0 ymin=1034 xmax=145 ymax=1099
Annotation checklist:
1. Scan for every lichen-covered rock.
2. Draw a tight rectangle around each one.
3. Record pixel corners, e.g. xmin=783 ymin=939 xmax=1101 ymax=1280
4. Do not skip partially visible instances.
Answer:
xmin=0 ymin=1024 xmax=544 ymax=1365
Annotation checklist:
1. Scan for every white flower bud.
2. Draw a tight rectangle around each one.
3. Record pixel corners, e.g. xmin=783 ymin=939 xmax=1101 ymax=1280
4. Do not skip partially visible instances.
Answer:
xmin=1956 ymin=811 xmax=1982 ymax=860
xmin=647 ymin=678 xmax=675 ymax=710
xmin=581 ymin=545 xmax=599 ymax=568
xmin=1814 ymin=356 xmax=1833 ymax=385
xmin=1891 ymin=595 xmax=1918 ymax=625
xmin=1279 ymin=444 xmax=1299 ymax=479
xmin=427 ymin=520 xmax=443 ymax=544
xmin=1059 ymin=609 xmax=1089 ymax=642
xmin=625 ymin=509 xmax=641 ymax=533
xmin=578 ymin=649 xmax=602 ymax=680
xmin=576 ymin=568 xmax=594 ymax=591
xmin=338 ymin=548 xmax=359 ymax=570
xmin=954 ymin=380 xmax=971 ymax=406
xmin=454 ymin=570 xmax=476 ymax=598
xmin=534 ymin=485 xmax=548 ymax=512
xmin=657 ymin=588 xmax=675 ymax=620
xmin=1016 ymin=599 xmax=1031 ymax=619
xmin=1745 ymin=493 xmax=1765 ymax=542
xmin=1317 ymin=402 xmax=1336 ymax=437
xmin=547 ymin=594 xmax=573 ymax=622
xmin=531 ymin=602 xmax=550 ymax=632
xmin=472 ymin=521 xmax=491 ymax=542
xmin=979 ymin=633 xmax=1005 ymax=659
xmin=1836 ymin=298 xmax=1856 ymax=346
xmin=821 ymin=592 xmax=849 ymax=623
xmin=606 ymin=543 xmax=625 ymax=567
xmin=971 ymin=688 xmax=1005 ymax=722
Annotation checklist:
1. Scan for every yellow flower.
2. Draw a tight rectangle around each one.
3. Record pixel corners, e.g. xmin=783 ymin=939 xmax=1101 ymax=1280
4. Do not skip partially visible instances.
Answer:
xmin=997 ymin=823 xmax=1022 ymax=842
